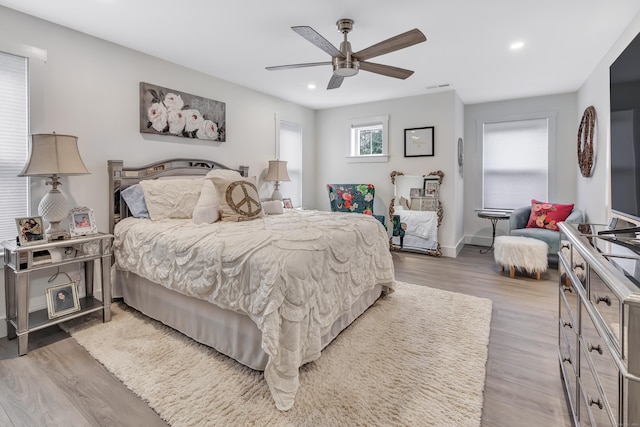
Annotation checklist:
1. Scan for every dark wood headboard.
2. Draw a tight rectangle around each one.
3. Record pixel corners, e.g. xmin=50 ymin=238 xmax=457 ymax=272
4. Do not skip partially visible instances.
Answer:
xmin=108 ymin=159 xmax=248 ymax=234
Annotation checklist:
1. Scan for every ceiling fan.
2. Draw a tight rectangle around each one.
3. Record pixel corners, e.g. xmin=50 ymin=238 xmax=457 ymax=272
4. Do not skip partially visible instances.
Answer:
xmin=266 ymin=19 xmax=427 ymax=89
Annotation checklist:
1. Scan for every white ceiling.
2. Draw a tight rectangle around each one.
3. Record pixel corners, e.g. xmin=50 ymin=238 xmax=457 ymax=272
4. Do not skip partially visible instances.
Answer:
xmin=2 ymin=0 xmax=640 ymax=110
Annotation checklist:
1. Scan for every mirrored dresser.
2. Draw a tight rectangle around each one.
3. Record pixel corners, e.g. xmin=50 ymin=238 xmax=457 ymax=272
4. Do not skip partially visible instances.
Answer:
xmin=558 ymin=222 xmax=640 ymax=426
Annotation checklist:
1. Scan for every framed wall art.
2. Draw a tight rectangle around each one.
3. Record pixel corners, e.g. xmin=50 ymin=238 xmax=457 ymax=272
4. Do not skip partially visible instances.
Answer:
xmin=404 ymin=127 xmax=434 ymax=157
xmin=140 ymin=82 xmax=226 ymax=142
xmin=69 ymin=206 xmax=98 ymax=237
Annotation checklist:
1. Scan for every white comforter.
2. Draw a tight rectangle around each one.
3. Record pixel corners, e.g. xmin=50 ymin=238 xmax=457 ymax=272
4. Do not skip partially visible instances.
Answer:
xmin=113 ymin=209 xmax=395 ymax=410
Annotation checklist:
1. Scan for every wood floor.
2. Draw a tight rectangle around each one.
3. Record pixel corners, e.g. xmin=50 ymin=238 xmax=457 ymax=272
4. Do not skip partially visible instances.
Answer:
xmin=0 ymin=245 xmax=572 ymax=427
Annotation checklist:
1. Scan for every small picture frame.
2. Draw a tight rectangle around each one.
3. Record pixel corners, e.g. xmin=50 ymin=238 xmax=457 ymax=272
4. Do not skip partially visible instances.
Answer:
xmin=15 ymin=216 xmax=45 ymax=246
xmin=404 ymin=126 xmax=435 ymax=157
xmin=45 ymin=282 xmax=81 ymax=319
xmin=409 ymin=188 xmax=425 ymax=197
xmin=68 ymin=207 xmax=97 ymax=237
xmin=424 ymin=176 xmax=440 ymax=196
xmin=282 ymin=198 xmax=293 ymax=209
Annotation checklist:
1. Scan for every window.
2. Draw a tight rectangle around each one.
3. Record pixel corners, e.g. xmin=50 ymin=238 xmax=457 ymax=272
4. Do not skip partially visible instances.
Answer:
xmin=354 ymin=124 xmax=382 ymax=155
xmin=347 ymin=115 xmax=389 ymax=163
xmin=0 ymin=51 xmax=29 ymax=243
xmin=481 ymin=115 xmax=554 ymax=211
xmin=278 ymin=121 xmax=302 ymax=208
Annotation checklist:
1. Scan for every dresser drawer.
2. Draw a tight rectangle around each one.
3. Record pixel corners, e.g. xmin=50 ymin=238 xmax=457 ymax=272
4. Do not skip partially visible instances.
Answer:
xmin=559 ymin=241 xmax=587 ymax=286
xmin=580 ymin=306 xmax=620 ymax=426
xmin=560 ymin=282 xmax=578 ymax=332
xmin=588 ymin=269 xmax=622 ymax=355
xmin=559 ymin=322 xmax=578 ymax=410
xmin=622 ymin=376 xmax=640 ymax=426
xmin=578 ymin=378 xmax=595 ymax=427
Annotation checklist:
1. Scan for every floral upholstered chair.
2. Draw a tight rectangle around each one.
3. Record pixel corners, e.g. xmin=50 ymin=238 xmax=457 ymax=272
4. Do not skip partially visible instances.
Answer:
xmin=327 ymin=184 xmax=386 ymax=227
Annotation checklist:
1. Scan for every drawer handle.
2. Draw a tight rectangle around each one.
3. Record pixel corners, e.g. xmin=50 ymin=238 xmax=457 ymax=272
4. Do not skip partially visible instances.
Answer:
xmin=594 ymin=293 xmax=611 ymax=306
xmin=562 ymin=286 xmax=573 ymax=294
xmin=561 ymin=243 xmax=570 ymax=250
xmin=588 ymin=395 xmax=604 ymax=410
xmin=563 ymin=320 xmax=573 ymax=329
xmin=562 ymin=356 xmax=572 ymax=364
xmin=588 ymin=342 xmax=603 ymax=355
xmin=573 ymin=262 xmax=585 ymax=270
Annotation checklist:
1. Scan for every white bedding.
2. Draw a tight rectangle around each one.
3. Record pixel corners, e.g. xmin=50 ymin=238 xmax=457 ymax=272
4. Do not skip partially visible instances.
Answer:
xmin=113 ymin=209 xmax=395 ymax=410
xmin=393 ymin=207 xmax=438 ymax=250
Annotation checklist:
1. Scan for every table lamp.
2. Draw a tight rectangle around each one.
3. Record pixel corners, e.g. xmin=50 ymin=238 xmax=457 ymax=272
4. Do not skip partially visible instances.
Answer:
xmin=19 ymin=133 xmax=90 ymax=240
xmin=265 ymin=160 xmax=290 ymax=201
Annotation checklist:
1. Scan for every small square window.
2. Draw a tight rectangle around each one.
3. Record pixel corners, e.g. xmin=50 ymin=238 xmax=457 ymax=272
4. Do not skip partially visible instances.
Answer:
xmin=347 ymin=115 xmax=389 ymax=163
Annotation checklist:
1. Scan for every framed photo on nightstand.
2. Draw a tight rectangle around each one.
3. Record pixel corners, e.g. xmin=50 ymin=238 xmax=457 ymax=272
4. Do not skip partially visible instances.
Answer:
xmin=15 ymin=216 xmax=45 ymax=246
xmin=282 ymin=198 xmax=293 ymax=209
xmin=69 ymin=207 xmax=98 ymax=237
xmin=45 ymin=281 xmax=80 ymax=319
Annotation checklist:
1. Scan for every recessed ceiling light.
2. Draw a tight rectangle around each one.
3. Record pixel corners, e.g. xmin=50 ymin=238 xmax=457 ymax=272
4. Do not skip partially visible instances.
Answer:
xmin=307 ymin=83 xmax=316 ymax=90
xmin=510 ymin=41 xmax=524 ymax=50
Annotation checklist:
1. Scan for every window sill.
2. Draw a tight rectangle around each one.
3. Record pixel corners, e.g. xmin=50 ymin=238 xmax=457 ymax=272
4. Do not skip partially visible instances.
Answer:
xmin=345 ymin=155 xmax=389 ymax=164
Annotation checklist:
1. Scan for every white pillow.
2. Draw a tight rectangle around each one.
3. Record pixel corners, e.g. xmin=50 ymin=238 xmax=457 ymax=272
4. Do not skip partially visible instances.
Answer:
xmin=192 ymin=169 xmax=242 ymax=224
xmin=262 ymin=200 xmax=284 ymax=215
xmin=140 ymin=178 xmax=204 ymax=220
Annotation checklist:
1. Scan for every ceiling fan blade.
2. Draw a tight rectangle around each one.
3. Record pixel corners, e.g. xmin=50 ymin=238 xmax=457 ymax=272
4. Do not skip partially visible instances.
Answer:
xmin=352 ymin=29 xmax=426 ymax=61
xmin=266 ymin=61 xmax=331 ymax=71
xmin=292 ymin=26 xmax=345 ymax=58
xmin=359 ymin=61 xmax=414 ymax=79
xmin=327 ymin=74 xmax=344 ymax=90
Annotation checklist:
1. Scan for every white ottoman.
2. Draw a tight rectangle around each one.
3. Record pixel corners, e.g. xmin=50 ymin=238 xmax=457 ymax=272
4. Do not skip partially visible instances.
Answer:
xmin=494 ymin=236 xmax=548 ymax=280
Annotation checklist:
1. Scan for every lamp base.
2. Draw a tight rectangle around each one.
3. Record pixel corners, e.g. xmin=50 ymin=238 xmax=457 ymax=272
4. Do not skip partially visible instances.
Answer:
xmin=39 ymin=186 xmax=70 ymax=241
xmin=271 ymin=189 xmax=283 ymax=201
xmin=45 ymin=222 xmax=70 ymax=241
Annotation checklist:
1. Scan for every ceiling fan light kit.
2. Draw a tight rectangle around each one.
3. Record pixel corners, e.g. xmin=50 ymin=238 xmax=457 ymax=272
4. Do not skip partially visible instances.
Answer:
xmin=266 ymin=18 xmax=426 ymax=90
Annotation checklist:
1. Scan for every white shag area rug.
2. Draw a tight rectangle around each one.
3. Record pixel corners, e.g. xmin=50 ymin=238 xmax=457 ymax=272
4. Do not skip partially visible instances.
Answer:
xmin=63 ymin=282 xmax=492 ymax=427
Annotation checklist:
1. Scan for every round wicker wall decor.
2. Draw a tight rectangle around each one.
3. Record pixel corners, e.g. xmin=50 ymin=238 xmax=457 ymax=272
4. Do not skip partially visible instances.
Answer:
xmin=577 ymin=105 xmax=596 ymax=177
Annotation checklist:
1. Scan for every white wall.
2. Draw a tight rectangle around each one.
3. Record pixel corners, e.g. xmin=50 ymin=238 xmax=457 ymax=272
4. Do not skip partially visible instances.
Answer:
xmin=463 ymin=93 xmax=578 ymax=246
xmin=314 ymin=90 xmax=460 ymax=257
xmin=577 ymin=12 xmax=640 ymax=224
xmin=453 ymin=92 xmax=465 ymax=255
xmin=0 ymin=6 xmax=315 ymax=337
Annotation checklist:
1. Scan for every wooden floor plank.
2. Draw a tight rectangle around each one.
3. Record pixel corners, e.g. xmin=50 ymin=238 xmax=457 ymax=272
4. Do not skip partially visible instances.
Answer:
xmin=0 ymin=245 xmax=572 ymax=426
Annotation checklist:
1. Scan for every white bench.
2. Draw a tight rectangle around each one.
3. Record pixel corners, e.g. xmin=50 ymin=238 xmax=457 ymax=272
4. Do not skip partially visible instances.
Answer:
xmin=494 ymin=235 xmax=548 ymax=280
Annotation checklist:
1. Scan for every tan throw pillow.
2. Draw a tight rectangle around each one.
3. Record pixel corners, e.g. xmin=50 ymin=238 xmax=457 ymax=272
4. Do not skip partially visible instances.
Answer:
xmin=399 ymin=196 xmax=411 ymax=210
xmin=210 ymin=176 xmax=264 ymax=222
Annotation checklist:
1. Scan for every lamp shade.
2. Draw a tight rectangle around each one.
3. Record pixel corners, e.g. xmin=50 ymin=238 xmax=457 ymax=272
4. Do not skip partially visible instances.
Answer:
xmin=265 ymin=160 xmax=291 ymax=182
xmin=19 ymin=133 xmax=89 ymax=177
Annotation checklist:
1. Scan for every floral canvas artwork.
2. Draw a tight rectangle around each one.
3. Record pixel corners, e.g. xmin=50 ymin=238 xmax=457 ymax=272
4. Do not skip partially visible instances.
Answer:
xmin=140 ymin=82 xmax=226 ymax=142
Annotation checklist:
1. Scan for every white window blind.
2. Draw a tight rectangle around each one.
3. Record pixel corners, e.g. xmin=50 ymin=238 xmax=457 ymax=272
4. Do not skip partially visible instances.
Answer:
xmin=278 ymin=121 xmax=302 ymax=208
xmin=0 ymin=51 xmax=29 ymax=243
xmin=482 ymin=118 xmax=548 ymax=210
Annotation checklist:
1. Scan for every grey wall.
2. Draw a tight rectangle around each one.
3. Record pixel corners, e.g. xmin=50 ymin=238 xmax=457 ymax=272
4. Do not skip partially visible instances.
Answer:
xmin=314 ymin=90 xmax=461 ymax=257
xmin=577 ymin=12 xmax=640 ymax=225
xmin=0 ymin=6 xmax=315 ymax=336
xmin=463 ymin=93 xmax=579 ymax=246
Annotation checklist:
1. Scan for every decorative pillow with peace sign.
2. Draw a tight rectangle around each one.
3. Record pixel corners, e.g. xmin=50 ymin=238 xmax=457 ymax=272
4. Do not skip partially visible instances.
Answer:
xmin=209 ymin=176 xmax=264 ymax=222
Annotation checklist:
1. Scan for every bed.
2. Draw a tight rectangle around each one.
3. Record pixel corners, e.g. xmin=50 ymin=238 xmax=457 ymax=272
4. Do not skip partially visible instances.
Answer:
xmin=108 ymin=159 xmax=395 ymax=411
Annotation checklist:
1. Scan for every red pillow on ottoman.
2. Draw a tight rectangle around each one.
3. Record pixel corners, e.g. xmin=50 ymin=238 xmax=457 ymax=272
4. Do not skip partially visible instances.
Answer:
xmin=525 ymin=199 xmax=574 ymax=231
